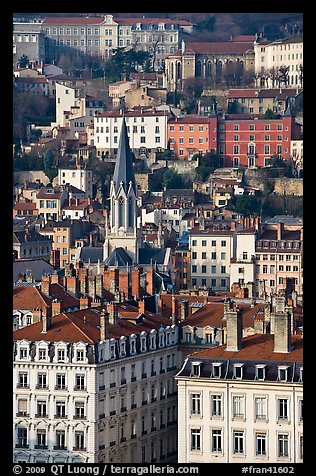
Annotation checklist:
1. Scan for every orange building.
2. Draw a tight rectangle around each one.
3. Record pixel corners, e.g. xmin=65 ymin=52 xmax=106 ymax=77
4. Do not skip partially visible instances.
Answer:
xmin=168 ymin=115 xmax=217 ymax=160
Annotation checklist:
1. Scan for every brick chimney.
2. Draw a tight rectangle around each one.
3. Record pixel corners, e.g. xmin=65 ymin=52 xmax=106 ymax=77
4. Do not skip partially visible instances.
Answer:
xmin=146 ymin=267 xmax=155 ymax=295
xmin=100 ymin=309 xmax=109 ymax=341
xmin=87 ymin=275 xmax=96 ymax=298
xmin=41 ymin=312 xmax=51 ymax=333
xmin=41 ymin=275 xmax=51 ymax=297
xmin=132 ymin=267 xmax=142 ymax=299
xmin=66 ymin=275 xmax=79 ymax=297
xmin=225 ymin=300 xmax=243 ymax=352
xmin=119 ymin=270 xmax=130 ymax=299
xmin=80 ymin=296 xmax=91 ymax=309
xmin=171 ymin=294 xmax=177 ymax=319
xmin=276 ymin=222 xmax=284 ymax=241
xmin=52 ymin=299 xmax=61 ymax=316
xmin=107 ymin=302 xmax=118 ymax=325
xmin=139 ymin=299 xmax=146 ymax=315
xmin=50 ymin=273 xmax=59 ymax=284
xmin=32 ymin=307 xmax=42 ymax=324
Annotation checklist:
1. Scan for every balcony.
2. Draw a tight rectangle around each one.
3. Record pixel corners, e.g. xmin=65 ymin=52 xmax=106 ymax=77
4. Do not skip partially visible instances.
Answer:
xmin=142 ymin=401 xmax=147 ymax=406
xmin=131 ymin=403 xmax=137 ymax=409
xmin=110 ymin=382 xmax=116 ymax=388
xmin=110 ymin=410 xmax=116 ymax=416
xmin=54 ymin=385 xmax=67 ymax=391
xmin=15 ymin=444 xmax=29 ymax=449
xmin=73 ymin=446 xmax=86 ymax=451
xmin=141 ymin=430 xmax=147 ymax=436
xmin=73 ymin=414 xmax=86 ymax=420
xmin=151 ymin=427 xmax=156 ymax=432
xmin=121 ymin=379 xmax=127 ymax=385
xmin=54 ymin=414 xmax=67 ymax=419
xmin=35 ymin=384 xmax=48 ymax=389
xmin=53 ymin=445 xmax=67 ymax=450
xmin=16 ymin=412 xmax=29 ymax=417
xmin=151 ymin=398 xmax=157 ymax=403
xmin=131 ymin=376 xmax=137 ymax=382
xmin=110 ymin=441 xmax=116 ymax=447
xmin=99 ymin=413 xmax=105 ymax=419
xmin=120 ymin=437 xmax=126 ymax=443
xmin=99 ymin=444 xmax=105 ymax=450
xmin=131 ymin=434 xmax=137 ymax=439
xmin=141 ymin=373 xmax=147 ymax=379
xmin=120 ymin=406 xmax=127 ymax=412
xmin=34 ymin=413 xmax=47 ymax=418
xmin=34 ymin=445 xmax=48 ymax=450
xmin=99 ymin=385 xmax=105 ymax=391
xmin=74 ymin=386 xmax=87 ymax=391
xmin=151 ymin=371 xmax=156 ymax=377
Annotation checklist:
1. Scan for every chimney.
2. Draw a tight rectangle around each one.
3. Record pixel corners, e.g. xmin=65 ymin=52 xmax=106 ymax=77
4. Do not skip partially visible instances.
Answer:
xmin=41 ymin=312 xmax=52 ymax=333
xmin=179 ymin=299 xmax=189 ymax=321
xmin=95 ymin=274 xmax=103 ymax=297
xmin=66 ymin=275 xmax=79 ymax=297
xmin=107 ymin=302 xmax=118 ymax=325
xmin=50 ymin=273 xmax=59 ymax=284
xmin=171 ymin=294 xmax=177 ymax=319
xmin=146 ymin=267 xmax=155 ymax=295
xmin=273 ymin=309 xmax=291 ymax=353
xmin=132 ymin=267 xmax=142 ymax=299
xmin=276 ymin=222 xmax=284 ymax=241
xmin=225 ymin=300 xmax=243 ymax=352
xmin=87 ymin=275 xmax=96 ymax=298
xmin=118 ymin=270 xmax=130 ymax=299
xmin=291 ymin=290 xmax=298 ymax=307
xmin=253 ymin=317 xmax=265 ymax=334
xmin=91 ymin=298 xmax=100 ymax=308
xmin=52 ymin=299 xmax=61 ymax=316
xmin=32 ymin=307 xmax=42 ymax=324
xmin=41 ymin=275 xmax=51 ymax=297
xmin=100 ymin=309 xmax=109 ymax=341
xmin=80 ymin=296 xmax=91 ymax=309
xmin=139 ymin=299 xmax=146 ymax=315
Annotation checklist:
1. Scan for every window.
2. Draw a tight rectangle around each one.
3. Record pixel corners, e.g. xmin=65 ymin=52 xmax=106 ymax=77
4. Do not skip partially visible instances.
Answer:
xmin=256 ymin=433 xmax=267 ymax=456
xmin=18 ymin=399 xmax=28 ymax=416
xmin=57 ymin=349 xmax=66 ymax=362
xmin=278 ymin=399 xmax=289 ymax=420
xmin=255 ymin=365 xmax=266 ymax=380
xmin=37 ymin=372 xmax=47 ymax=389
xmin=36 ymin=430 xmax=47 ymax=449
xmin=18 ymin=372 xmax=28 ymax=388
xmin=36 ymin=400 xmax=46 ymax=417
xmin=75 ymin=431 xmax=85 ymax=450
xmin=75 ymin=402 xmax=85 ymax=419
xmin=56 ymin=373 xmax=66 ymax=390
xmin=211 ymin=394 xmax=222 ymax=416
xmin=191 ymin=393 xmax=201 ymax=415
xmin=234 ymin=364 xmax=243 ymax=380
xmin=75 ymin=374 xmax=85 ymax=390
xmin=278 ymin=366 xmax=288 ymax=382
xmin=56 ymin=430 xmax=66 ymax=450
xmin=191 ymin=428 xmax=201 ymax=451
xmin=233 ymin=395 xmax=245 ymax=418
xmin=255 ymin=397 xmax=267 ymax=419
xmin=191 ymin=362 xmax=201 ymax=376
xmin=56 ymin=401 xmax=66 ymax=418
xmin=278 ymin=434 xmax=289 ymax=457
xmin=211 ymin=363 xmax=222 ymax=378
xmin=17 ymin=428 xmax=28 ymax=448
xmin=19 ymin=348 xmax=28 ymax=359
xmin=233 ymin=431 xmax=244 ymax=454
xmin=212 ymin=429 xmax=222 ymax=453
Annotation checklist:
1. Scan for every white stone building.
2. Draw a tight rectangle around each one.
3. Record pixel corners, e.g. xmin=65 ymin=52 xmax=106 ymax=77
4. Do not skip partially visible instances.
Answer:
xmin=230 ymin=226 xmax=257 ymax=297
xmin=189 ymin=225 xmax=235 ymax=292
xmin=13 ymin=302 xmax=179 ymax=463
xmin=176 ymin=301 xmax=303 ymax=463
xmin=94 ymin=109 xmax=170 ymax=159
xmin=57 ymin=165 xmax=93 ymax=199
xmin=254 ymin=37 xmax=303 ymax=88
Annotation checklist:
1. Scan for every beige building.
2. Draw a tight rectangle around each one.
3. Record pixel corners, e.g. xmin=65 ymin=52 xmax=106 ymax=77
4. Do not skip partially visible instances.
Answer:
xmin=176 ymin=299 xmax=303 ymax=463
xmin=13 ymin=302 xmax=179 ymax=463
xmin=254 ymin=37 xmax=303 ymax=88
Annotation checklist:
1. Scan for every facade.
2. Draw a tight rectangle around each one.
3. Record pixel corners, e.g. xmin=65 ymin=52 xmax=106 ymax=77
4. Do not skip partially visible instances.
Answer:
xmin=13 ymin=20 xmax=46 ymax=66
xmin=13 ymin=303 xmax=179 ymax=463
xmin=167 ymin=109 xmax=301 ymax=166
xmin=176 ymin=301 xmax=303 ymax=463
xmin=227 ymin=88 xmax=303 ymax=115
xmin=254 ymin=37 xmax=303 ymax=89
xmin=189 ymin=225 xmax=234 ymax=292
xmin=35 ymin=184 xmax=68 ymax=222
xmin=255 ymin=221 xmax=303 ymax=298
xmin=165 ymin=39 xmax=255 ymax=92
xmin=57 ymin=165 xmax=93 ymax=198
xmin=230 ymin=226 xmax=257 ymax=297
xmin=13 ymin=229 xmax=52 ymax=261
xmin=94 ymin=109 xmax=170 ymax=159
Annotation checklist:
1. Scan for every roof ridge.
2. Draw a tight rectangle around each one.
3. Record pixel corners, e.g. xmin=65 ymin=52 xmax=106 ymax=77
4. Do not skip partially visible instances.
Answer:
xmin=62 ymin=313 xmax=95 ymax=343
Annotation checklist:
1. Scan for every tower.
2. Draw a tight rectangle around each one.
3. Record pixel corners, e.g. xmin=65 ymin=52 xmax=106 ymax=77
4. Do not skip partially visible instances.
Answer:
xmin=103 ymin=117 xmax=140 ymax=264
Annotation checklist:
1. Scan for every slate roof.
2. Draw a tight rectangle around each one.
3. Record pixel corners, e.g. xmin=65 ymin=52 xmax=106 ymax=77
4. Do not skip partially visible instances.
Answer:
xmin=13 ymin=230 xmax=52 ymax=244
xmin=112 ymin=117 xmax=136 ymax=195
xmin=138 ymin=247 xmax=167 ymax=265
xmin=79 ymin=247 xmax=104 ymax=264
xmin=13 ymin=259 xmax=56 ymax=282
xmin=103 ymin=247 xmax=133 ymax=267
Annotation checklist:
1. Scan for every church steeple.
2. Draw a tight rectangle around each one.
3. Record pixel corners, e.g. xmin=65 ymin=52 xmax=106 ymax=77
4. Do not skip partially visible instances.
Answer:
xmin=112 ymin=116 xmax=136 ymax=195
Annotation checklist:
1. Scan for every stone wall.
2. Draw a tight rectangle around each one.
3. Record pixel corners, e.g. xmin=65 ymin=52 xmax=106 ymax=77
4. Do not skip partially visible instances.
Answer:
xmin=13 ymin=171 xmax=56 ymax=186
xmin=273 ymin=178 xmax=303 ymax=196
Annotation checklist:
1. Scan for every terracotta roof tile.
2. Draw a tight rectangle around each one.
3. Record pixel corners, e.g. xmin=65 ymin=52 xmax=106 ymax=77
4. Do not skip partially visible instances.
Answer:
xmin=186 ymin=41 xmax=254 ymax=54
xmin=13 ymin=286 xmax=51 ymax=310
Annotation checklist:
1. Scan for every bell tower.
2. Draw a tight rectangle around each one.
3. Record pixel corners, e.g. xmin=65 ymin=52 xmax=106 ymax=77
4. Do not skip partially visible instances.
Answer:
xmin=103 ymin=116 xmax=140 ymax=264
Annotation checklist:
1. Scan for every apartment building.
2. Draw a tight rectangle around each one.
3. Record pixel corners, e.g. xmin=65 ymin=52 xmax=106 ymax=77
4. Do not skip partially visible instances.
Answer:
xmin=176 ymin=299 xmax=303 ymax=463
xmin=13 ymin=19 xmax=45 ymax=66
xmin=255 ymin=220 xmax=303 ymax=298
xmin=227 ymin=88 xmax=303 ymax=115
xmin=94 ymin=109 xmax=170 ymax=158
xmin=254 ymin=37 xmax=303 ymax=89
xmin=35 ymin=184 xmax=68 ymax=222
xmin=57 ymin=164 xmax=93 ymax=198
xmin=189 ymin=224 xmax=234 ymax=292
xmin=40 ymin=16 xmax=192 ymax=65
xmin=168 ymin=109 xmax=301 ymax=167
xmin=13 ymin=303 xmax=179 ymax=463
xmin=13 ymin=229 xmax=52 ymax=261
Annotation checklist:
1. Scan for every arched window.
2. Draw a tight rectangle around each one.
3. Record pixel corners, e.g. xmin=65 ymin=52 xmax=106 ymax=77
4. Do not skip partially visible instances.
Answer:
xmin=119 ymin=197 xmax=124 ymax=228
xmin=206 ymin=61 xmax=212 ymax=77
xmin=216 ymin=60 xmax=222 ymax=78
xmin=111 ymin=197 xmax=116 ymax=228
xmin=128 ymin=197 xmax=134 ymax=228
xmin=170 ymin=62 xmax=174 ymax=80
xmin=196 ymin=60 xmax=202 ymax=77
xmin=177 ymin=61 xmax=181 ymax=80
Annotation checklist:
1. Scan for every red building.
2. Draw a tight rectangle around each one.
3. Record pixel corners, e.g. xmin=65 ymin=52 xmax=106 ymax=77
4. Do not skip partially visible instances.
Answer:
xmin=167 ymin=108 xmax=301 ymax=167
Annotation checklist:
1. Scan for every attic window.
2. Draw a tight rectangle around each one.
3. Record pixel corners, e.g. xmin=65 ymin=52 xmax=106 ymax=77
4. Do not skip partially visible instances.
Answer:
xmin=211 ymin=363 xmax=222 ymax=379
xmin=191 ymin=362 xmax=202 ymax=377
xmin=277 ymin=366 xmax=289 ymax=382
xmin=233 ymin=364 xmax=244 ymax=380
xmin=255 ymin=365 xmax=266 ymax=381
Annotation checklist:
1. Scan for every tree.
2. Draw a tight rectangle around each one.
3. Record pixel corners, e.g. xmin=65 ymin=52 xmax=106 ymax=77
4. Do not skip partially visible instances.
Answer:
xmin=18 ymin=54 xmax=29 ymax=68
xmin=264 ymin=108 xmax=278 ymax=119
xmin=162 ymin=169 xmax=185 ymax=190
xmin=234 ymin=195 xmax=261 ymax=216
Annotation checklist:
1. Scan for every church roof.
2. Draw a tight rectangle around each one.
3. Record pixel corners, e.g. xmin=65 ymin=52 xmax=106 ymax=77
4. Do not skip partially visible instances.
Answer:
xmin=103 ymin=247 xmax=133 ymax=266
xmin=112 ymin=117 xmax=136 ymax=194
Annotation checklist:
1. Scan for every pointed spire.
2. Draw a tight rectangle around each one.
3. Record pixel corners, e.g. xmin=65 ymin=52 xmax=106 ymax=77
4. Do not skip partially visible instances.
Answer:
xmin=112 ymin=116 xmax=136 ymax=194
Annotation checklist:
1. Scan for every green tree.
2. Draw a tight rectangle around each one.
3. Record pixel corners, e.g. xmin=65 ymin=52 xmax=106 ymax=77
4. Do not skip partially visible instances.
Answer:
xmin=162 ymin=169 xmax=185 ymax=190
xmin=195 ymin=166 xmax=212 ymax=181
xmin=234 ymin=195 xmax=261 ymax=216
xmin=264 ymin=108 xmax=278 ymax=119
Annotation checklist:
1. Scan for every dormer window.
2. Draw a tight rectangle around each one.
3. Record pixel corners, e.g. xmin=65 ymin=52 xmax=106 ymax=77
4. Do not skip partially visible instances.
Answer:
xmin=191 ymin=362 xmax=201 ymax=377
xmin=299 ymin=367 xmax=303 ymax=382
xmin=19 ymin=348 xmax=28 ymax=359
xmin=76 ymin=349 xmax=84 ymax=362
xmin=150 ymin=332 xmax=156 ymax=350
xmin=211 ymin=363 xmax=222 ymax=379
xmin=57 ymin=349 xmax=66 ymax=362
xmin=38 ymin=348 xmax=47 ymax=360
xmin=110 ymin=343 xmax=116 ymax=359
xmin=278 ymin=366 xmax=289 ymax=382
xmin=140 ymin=333 xmax=147 ymax=352
xmin=130 ymin=339 xmax=136 ymax=355
xmin=255 ymin=365 xmax=266 ymax=381
xmin=120 ymin=339 xmax=126 ymax=357
xmin=233 ymin=364 xmax=244 ymax=380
